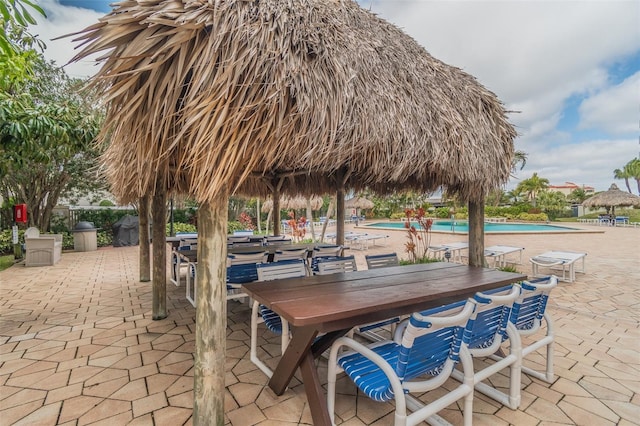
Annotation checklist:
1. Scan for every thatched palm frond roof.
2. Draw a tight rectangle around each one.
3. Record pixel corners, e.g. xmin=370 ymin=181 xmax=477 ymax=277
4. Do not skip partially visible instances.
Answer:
xmin=70 ymin=0 xmax=516 ymax=203
xmin=345 ymin=196 xmax=374 ymax=209
xmin=261 ymin=195 xmax=324 ymax=213
xmin=582 ymin=184 xmax=640 ymax=208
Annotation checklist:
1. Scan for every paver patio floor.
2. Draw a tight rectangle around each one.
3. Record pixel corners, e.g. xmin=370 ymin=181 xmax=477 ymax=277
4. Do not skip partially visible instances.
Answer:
xmin=1 ymin=223 xmax=638 ymax=425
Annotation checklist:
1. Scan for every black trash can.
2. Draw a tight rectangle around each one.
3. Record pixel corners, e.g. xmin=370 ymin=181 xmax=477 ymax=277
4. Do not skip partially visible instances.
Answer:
xmin=73 ymin=221 xmax=98 ymax=252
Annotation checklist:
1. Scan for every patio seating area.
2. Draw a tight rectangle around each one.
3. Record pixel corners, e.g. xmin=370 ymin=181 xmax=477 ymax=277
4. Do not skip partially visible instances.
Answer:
xmin=1 ymin=223 xmax=638 ymax=425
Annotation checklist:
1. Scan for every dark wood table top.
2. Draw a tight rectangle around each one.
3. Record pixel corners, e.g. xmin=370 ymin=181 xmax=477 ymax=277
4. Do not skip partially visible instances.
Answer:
xmin=243 ymin=262 xmax=527 ymax=332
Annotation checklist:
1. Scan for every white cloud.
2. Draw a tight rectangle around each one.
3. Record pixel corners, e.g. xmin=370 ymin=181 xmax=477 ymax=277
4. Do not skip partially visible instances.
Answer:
xmin=510 ymin=138 xmax=639 ymax=191
xmin=28 ymin=0 xmax=105 ymax=78
xmin=578 ymin=71 xmax=640 ymax=135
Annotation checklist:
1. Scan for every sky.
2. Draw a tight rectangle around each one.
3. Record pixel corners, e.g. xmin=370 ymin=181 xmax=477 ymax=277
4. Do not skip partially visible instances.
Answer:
xmin=28 ymin=0 xmax=640 ymax=193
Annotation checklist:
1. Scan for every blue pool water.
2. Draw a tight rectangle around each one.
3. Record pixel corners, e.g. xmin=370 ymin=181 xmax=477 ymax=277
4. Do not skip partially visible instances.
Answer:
xmin=365 ymin=220 xmax=579 ymax=234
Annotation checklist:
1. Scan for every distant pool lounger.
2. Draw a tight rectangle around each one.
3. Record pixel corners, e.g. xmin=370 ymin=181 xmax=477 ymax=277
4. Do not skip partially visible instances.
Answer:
xmin=529 ymin=250 xmax=586 ymax=283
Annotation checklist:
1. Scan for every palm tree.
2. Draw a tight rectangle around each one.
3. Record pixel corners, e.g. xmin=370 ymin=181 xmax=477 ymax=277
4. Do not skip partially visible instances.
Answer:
xmin=626 ymin=158 xmax=640 ymax=195
xmin=614 ymin=165 xmax=633 ymax=193
xmin=516 ymin=173 xmax=549 ymax=207
xmin=512 ymin=150 xmax=527 ymax=172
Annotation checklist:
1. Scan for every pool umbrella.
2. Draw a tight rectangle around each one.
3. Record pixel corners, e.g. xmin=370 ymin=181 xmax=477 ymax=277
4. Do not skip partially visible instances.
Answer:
xmin=345 ymin=196 xmax=374 ymax=210
xmin=582 ymin=183 xmax=640 ymax=216
xmin=261 ymin=195 xmax=323 ymax=213
xmin=68 ymin=0 xmax=517 ymax=421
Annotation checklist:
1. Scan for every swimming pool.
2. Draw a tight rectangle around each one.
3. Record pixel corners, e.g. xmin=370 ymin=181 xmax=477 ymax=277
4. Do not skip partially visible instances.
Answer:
xmin=365 ymin=220 xmax=581 ymax=234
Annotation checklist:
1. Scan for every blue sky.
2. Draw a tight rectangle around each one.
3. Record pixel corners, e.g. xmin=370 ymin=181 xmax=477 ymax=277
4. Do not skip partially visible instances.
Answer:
xmin=31 ymin=0 xmax=640 ymax=193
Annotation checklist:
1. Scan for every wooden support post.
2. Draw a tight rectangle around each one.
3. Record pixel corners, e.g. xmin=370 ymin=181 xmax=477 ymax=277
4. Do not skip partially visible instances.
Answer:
xmin=336 ymin=170 xmax=345 ymax=246
xmin=468 ymin=200 xmax=486 ymax=267
xmin=193 ymin=197 xmax=228 ymax=425
xmin=151 ymin=190 xmax=167 ymax=320
xmin=139 ymin=195 xmax=151 ymax=282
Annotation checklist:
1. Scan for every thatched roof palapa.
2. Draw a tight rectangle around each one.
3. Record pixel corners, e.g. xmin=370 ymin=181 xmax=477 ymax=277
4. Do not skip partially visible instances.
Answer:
xmin=261 ymin=195 xmax=323 ymax=213
xmin=68 ymin=1 xmax=518 ymax=422
xmin=69 ymin=0 xmax=516 ymax=204
xmin=345 ymin=196 xmax=374 ymax=210
xmin=582 ymin=183 xmax=640 ymax=213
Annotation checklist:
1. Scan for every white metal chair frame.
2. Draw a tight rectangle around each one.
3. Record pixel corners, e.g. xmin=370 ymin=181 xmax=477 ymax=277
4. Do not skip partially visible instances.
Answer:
xmin=250 ymin=260 xmax=308 ymax=377
xmin=529 ymin=250 xmax=586 ymax=282
xmin=451 ymin=284 xmax=523 ymax=410
xmin=327 ymin=299 xmax=477 ymax=426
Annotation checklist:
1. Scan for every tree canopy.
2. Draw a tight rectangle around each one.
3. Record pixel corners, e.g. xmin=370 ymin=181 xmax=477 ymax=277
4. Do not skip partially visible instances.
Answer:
xmin=1 ymin=52 xmax=104 ymax=230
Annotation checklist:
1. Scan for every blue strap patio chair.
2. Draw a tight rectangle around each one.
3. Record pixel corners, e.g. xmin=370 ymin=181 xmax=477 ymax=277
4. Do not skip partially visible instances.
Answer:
xmin=316 ymin=255 xmax=357 ymax=275
xmin=500 ymin=276 xmax=558 ymax=383
xmin=327 ymin=299 xmax=477 ymax=426
xmin=310 ymin=245 xmax=343 ymax=272
xmin=250 ymin=259 xmax=308 ymax=377
xmin=365 ymin=252 xmax=399 ymax=269
xmin=451 ymin=284 xmax=523 ymax=410
xmin=185 ymin=260 xmax=260 ymax=308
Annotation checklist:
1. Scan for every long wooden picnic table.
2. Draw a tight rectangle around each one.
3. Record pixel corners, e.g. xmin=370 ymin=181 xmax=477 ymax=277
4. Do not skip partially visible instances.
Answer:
xmin=242 ymin=262 xmax=527 ymax=425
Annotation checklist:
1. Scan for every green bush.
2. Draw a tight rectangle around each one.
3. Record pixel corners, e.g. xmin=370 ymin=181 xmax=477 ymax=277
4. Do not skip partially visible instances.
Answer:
xmin=389 ymin=212 xmax=406 ymax=220
xmin=166 ymin=222 xmax=197 ymax=235
xmin=434 ymin=207 xmax=451 ymax=219
xmin=0 ymin=229 xmax=23 ymax=254
xmin=75 ymin=209 xmax=136 ymax=235
xmin=399 ymin=257 xmax=440 ymax=265
xmin=516 ymin=212 xmax=548 ymax=222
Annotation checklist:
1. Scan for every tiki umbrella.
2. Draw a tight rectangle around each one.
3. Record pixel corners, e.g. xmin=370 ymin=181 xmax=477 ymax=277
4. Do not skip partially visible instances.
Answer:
xmin=345 ymin=196 xmax=374 ymax=210
xmin=582 ymin=183 xmax=640 ymax=216
xmin=261 ymin=195 xmax=323 ymax=213
xmin=68 ymin=0 xmax=517 ymax=422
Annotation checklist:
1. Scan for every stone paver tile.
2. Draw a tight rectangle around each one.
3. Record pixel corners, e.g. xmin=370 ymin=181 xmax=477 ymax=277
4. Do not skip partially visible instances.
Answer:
xmin=579 ymin=376 xmax=635 ymax=401
xmin=132 ymin=392 xmax=168 ymax=417
xmin=76 ymin=344 xmax=107 ymax=358
xmin=153 ymin=406 xmax=192 ymax=426
xmin=83 ymin=376 xmax=130 ymax=398
xmin=83 ymin=368 xmax=128 ymax=387
xmin=167 ymin=390 xmax=193 ymax=409
xmin=56 ymin=356 xmax=88 ymax=372
xmin=78 ymin=398 xmax=131 ymax=425
xmin=227 ymin=403 xmax=267 ymax=426
xmin=110 ymin=353 xmax=143 ymax=369
xmin=526 ymin=397 xmax=573 ymax=423
xmin=141 ymin=350 xmax=170 ymax=365
xmin=129 ymin=363 xmax=159 ymax=381
xmin=45 ymin=382 xmax=84 ymax=404
xmin=0 ymin=384 xmax=22 ymax=400
xmin=5 ymin=368 xmax=56 ymax=388
xmin=0 ymin=399 xmax=44 ymax=425
xmin=127 ymin=413 xmax=153 ymax=425
xmin=68 ymin=365 xmax=104 ymax=384
xmin=261 ymin=393 xmax=307 ymax=422
xmin=145 ymin=373 xmax=180 ymax=393
xmin=0 ymin=358 xmax=37 ymax=376
xmin=562 ymin=395 xmax=619 ymax=423
xmin=228 ymin=382 xmax=265 ymax=407
xmin=84 ymin=411 xmax=133 ymax=425
xmin=558 ymin=398 xmax=617 ymax=426
xmin=110 ymin=378 xmax=148 ymax=401
xmin=158 ymin=359 xmax=192 ymax=376
xmin=165 ymin=376 xmax=192 ymax=397
xmin=1 ymin=388 xmax=47 ymax=409
xmin=58 ymin=395 xmax=104 ymax=423
xmin=156 ymin=351 xmax=192 ymax=367
xmin=550 ymin=377 xmax=594 ymax=397
xmin=13 ymin=401 xmax=62 ymax=426
xmin=88 ymin=351 xmax=128 ymax=368
xmin=603 ymin=399 xmax=640 ymax=424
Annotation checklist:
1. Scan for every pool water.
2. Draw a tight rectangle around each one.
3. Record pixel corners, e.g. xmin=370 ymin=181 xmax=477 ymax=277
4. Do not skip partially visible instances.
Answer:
xmin=365 ymin=220 xmax=579 ymax=233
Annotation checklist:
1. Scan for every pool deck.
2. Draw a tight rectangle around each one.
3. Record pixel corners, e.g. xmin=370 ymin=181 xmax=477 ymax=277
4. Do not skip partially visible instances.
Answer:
xmin=0 ymin=222 xmax=638 ymax=425
xmin=363 ymin=220 xmax=604 ymax=234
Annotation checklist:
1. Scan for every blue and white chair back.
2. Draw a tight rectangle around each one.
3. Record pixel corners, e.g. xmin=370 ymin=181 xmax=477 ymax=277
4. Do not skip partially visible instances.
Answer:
xmin=365 ymin=252 xmax=399 ymax=269
xmin=510 ymin=275 xmax=557 ymax=382
xmin=310 ymin=245 xmax=343 ymax=272
xmin=227 ymin=251 xmax=268 ymax=266
xmin=451 ymin=284 xmax=523 ymax=410
xmin=316 ymin=255 xmax=357 ymax=275
xmin=327 ymin=299 xmax=477 ymax=426
xmin=250 ymin=259 xmax=307 ymax=378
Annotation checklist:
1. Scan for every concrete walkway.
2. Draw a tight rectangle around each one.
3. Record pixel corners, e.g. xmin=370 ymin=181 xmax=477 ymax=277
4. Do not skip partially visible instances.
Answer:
xmin=1 ymin=222 xmax=638 ymax=425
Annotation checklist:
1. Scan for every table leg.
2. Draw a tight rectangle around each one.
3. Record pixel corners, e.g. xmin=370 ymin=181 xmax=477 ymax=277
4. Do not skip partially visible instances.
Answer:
xmin=268 ymin=326 xmax=317 ymax=395
xmin=300 ymin=351 xmax=332 ymax=425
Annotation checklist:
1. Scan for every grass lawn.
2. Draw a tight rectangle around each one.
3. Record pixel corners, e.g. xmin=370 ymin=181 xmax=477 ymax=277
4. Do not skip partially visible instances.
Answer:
xmin=0 ymin=255 xmax=15 ymax=272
